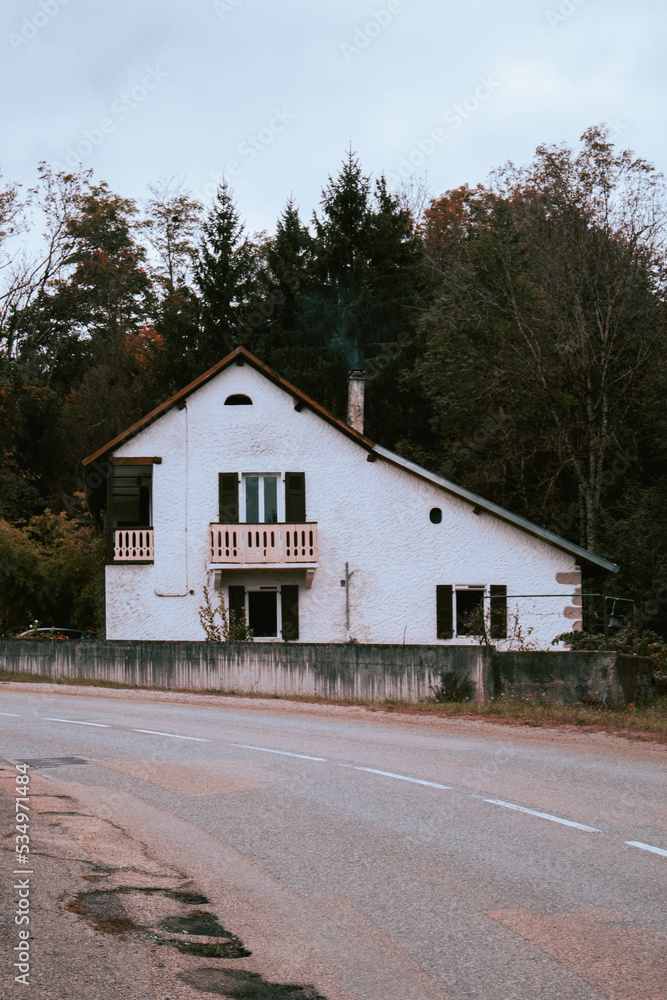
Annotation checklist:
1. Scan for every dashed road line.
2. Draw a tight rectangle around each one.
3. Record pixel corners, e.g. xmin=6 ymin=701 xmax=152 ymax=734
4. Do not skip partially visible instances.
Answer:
xmin=42 ymin=718 xmax=110 ymax=728
xmin=483 ymin=798 xmax=600 ymax=832
xmin=625 ymin=840 xmax=667 ymax=857
xmin=133 ymin=729 xmax=210 ymax=742
xmin=354 ymin=766 xmax=453 ymax=790
xmin=7 ymin=711 xmax=665 ymax=858
xmin=233 ymin=743 xmax=327 ymax=761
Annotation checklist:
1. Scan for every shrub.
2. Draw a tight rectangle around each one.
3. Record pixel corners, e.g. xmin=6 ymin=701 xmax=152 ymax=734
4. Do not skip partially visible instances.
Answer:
xmin=198 ymin=586 xmax=254 ymax=642
xmin=429 ymin=669 xmax=475 ymax=703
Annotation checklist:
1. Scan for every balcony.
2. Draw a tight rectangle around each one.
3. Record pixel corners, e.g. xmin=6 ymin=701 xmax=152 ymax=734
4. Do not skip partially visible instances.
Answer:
xmin=210 ymin=523 xmax=317 ymax=565
xmin=113 ymin=528 xmax=154 ymax=563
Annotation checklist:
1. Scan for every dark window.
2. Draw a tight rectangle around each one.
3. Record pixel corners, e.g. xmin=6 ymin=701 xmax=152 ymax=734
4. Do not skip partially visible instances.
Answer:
xmin=430 ymin=507 xmax=442 ymax=524
xmin=490 ymin=585 xmax=507 ymax=639
xmin=219 ymin=473 xmax=239 ymax=522
xmin=456 ymin=589 xmax=485 ymax=636
xmin=281 ymin=585 xmax=299 ymax=640
xmin=111 ymin=466 xmax=152 ymax=528
xmin=285 ymin=472 xmax=306 ymax=522
xmin=228 ymin=585 xmax=246 ymax=618
xmin=436 ymin=585 xmax=453 ymax=639
xmin=224 ymin=394 xmax=252 ymax=405
xmin=248 ymin=591 xmax=277 ymax=637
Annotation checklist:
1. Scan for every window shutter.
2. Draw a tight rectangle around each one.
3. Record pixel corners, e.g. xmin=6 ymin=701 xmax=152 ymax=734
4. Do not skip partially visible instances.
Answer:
xmin=490 ymin=585 xmax=507 ymax=640
xmin=219 ymin=473 xmax=239 ymax=523
xmin=281 ymin=585 xmax=299 ymax=641
xmin=436 ymin=585 xmax=453 ymax=639
xmin=285 ymin=472 xmax=306 ymax=522
xmin=228 ymin=585 xmax=245 ymax=618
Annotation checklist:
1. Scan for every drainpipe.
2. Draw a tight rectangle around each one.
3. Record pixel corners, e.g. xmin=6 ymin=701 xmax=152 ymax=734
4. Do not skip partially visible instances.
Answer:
xmin=154 ymin=403 xmax=189 ymax=597
xmin=344 ymin=562 xmax=355 ymax=642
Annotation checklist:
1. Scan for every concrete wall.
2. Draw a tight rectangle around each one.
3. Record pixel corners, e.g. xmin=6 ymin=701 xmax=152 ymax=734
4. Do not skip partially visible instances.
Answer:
xmin=493 ymin=650 xmax=653 ymax=706
xmin=106 ymin=361 xmax=582 ymax=645
xmin=0 ymin=641 xmax=652 ymax=705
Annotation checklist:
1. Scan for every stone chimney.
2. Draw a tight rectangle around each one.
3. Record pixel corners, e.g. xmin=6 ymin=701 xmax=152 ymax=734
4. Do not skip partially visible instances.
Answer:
xmin=347 ymin=370 xmax=366 ymax=433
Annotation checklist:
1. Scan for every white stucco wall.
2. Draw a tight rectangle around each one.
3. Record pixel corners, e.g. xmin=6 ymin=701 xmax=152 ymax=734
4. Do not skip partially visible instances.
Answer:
xmin=105 ymin=362 xmax=582 ymax=645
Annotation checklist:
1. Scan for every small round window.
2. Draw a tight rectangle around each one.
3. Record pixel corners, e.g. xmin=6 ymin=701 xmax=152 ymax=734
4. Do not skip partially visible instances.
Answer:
xmin=224 ymin=394 xmax=252 ymax=405
xmin=430 ymin=507 xmax=442 ymax=524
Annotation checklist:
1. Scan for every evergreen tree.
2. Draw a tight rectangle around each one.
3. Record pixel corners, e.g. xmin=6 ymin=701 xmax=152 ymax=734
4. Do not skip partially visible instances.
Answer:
xmin=195 ymin=183 xmax=259 ymax=366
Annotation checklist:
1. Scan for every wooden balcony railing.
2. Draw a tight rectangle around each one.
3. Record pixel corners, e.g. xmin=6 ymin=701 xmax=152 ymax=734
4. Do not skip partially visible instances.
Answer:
xmin=210 ymin=523 xmax=317 ymax=564
xmin=113 ymin=528 xmax=154 ymax=562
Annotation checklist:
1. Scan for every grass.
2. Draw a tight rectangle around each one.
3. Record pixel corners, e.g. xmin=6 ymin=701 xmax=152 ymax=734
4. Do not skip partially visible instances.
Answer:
xmin=376 ymin=696 xmax=667 ymax=740
xmin=2 ymin=668 xmax=666 ymax=741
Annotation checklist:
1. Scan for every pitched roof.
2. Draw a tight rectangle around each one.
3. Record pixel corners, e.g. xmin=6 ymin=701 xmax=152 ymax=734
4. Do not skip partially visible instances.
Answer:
xmin=83 ymin=346 xmax=618 ymax=575
xmin=82 ymin=346 xmax=375 ymax=467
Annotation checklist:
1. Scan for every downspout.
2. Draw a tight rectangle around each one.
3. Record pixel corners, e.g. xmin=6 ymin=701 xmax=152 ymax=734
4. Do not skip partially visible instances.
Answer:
xmin=154 ymin=402 xmax=189 ymax=597
xmin=344 ymin=562 xmax=355 ymax=642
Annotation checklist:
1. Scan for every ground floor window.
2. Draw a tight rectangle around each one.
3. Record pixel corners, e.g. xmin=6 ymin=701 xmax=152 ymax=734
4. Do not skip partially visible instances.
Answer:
xmin=227 ymin=584 xmax=299 ymax=640
xmin=455 ymin=588 xmax=485 ymax=636
xmin=248 ymin=590 xmax=278 ymax=636
xmin=436 ymin=584 xmax=507 ymax=640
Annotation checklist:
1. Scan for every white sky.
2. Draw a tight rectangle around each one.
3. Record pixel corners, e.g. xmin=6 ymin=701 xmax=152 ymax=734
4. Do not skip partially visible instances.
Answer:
xmin=1 ymin=0 xmax=665 ymax=234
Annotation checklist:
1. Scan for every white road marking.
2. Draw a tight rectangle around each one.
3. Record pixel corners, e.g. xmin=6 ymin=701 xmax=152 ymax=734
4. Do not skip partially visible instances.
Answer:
xmin=233 ymin=744 xmax=326 ymax=761
xmin=42 ymin=718 xmax=110 ymax=728
xmin=483 ymin=798 xmax=600 ymax=832
xmin=133 ymin=729 xmax=210 ymax=742
xmin=354 ymin=767 xmax=453 ymax=789
xmin=625 ymin=840 xmax=667 ymax=857
xmin=0 ymin=713 xmax=22 ymax=717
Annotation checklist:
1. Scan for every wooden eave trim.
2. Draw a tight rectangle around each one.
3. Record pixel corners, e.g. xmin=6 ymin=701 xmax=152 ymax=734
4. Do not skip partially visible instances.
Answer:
xmin=83 ymin=346 xmax=375 ymax=466
xmin=111 ymin=457 xmax=162 ymax=466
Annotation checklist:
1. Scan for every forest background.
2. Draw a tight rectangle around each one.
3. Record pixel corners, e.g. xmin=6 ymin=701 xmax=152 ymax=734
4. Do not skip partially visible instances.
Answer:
xmin=1 ymin=124 xmax=666 ymax=642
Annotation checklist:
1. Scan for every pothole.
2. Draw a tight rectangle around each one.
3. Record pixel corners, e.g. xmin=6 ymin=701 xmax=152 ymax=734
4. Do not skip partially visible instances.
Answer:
xmin=159 ymin=911 xmax=232 ymax=937
xmin=66 ymin=890 xmax=137 ymax=936
xmin=67 ymin=886 xmax=251 ymax=956
xmin=178 ymin=968 xmax=328 ymax=998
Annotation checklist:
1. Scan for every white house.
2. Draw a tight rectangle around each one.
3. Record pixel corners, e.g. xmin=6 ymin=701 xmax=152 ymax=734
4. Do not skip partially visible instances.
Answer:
xmin=83 ymin=347 xmax=618 ymax=645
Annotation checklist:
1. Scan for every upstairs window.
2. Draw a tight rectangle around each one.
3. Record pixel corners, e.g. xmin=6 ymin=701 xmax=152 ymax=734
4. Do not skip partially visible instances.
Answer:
xmin=244 ymin=474 xmax=279 ymax=523
xmin=111 ymin=466 xmax=152 ymax=528
xmin=217 ymin=472 xmax=306 ymax=524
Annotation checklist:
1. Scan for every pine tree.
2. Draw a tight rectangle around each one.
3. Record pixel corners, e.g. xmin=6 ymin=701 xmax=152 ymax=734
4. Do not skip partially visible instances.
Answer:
xmin=195 ymin=183 xmax=258 ymax=365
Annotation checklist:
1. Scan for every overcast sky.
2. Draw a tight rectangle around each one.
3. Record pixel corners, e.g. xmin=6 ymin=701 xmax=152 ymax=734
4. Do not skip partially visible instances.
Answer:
xmin=1 ymin=0 xmax=665 ymax=234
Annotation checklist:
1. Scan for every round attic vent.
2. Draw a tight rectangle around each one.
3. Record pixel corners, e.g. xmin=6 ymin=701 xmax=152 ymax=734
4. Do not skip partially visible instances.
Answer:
xmin=429 ymin=507 xmax=443 ymax=524
xmin=224 ymin=394 xmax=253 ymax=405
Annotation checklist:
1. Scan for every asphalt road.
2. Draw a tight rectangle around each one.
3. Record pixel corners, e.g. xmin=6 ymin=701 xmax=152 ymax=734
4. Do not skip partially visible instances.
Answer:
xmin=1 ymin=686 xmax=666 ymax=1000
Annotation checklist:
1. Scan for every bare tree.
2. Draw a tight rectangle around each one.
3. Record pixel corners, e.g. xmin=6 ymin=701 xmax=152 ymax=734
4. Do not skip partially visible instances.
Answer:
xmin=0 ymin=164 xmax=88 ymax=356
xmin=143 ymin=177 xmax=202 ymax=292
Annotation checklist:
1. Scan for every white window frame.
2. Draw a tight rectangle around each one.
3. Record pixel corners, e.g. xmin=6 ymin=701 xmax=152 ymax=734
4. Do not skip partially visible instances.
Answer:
xmin=240 ymin=473 xmax=284 ymax=524
xmin=237 ymin=585 xmax=282 ymax=640
xmin=454 ymin=585 xmax=487 ymax=638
